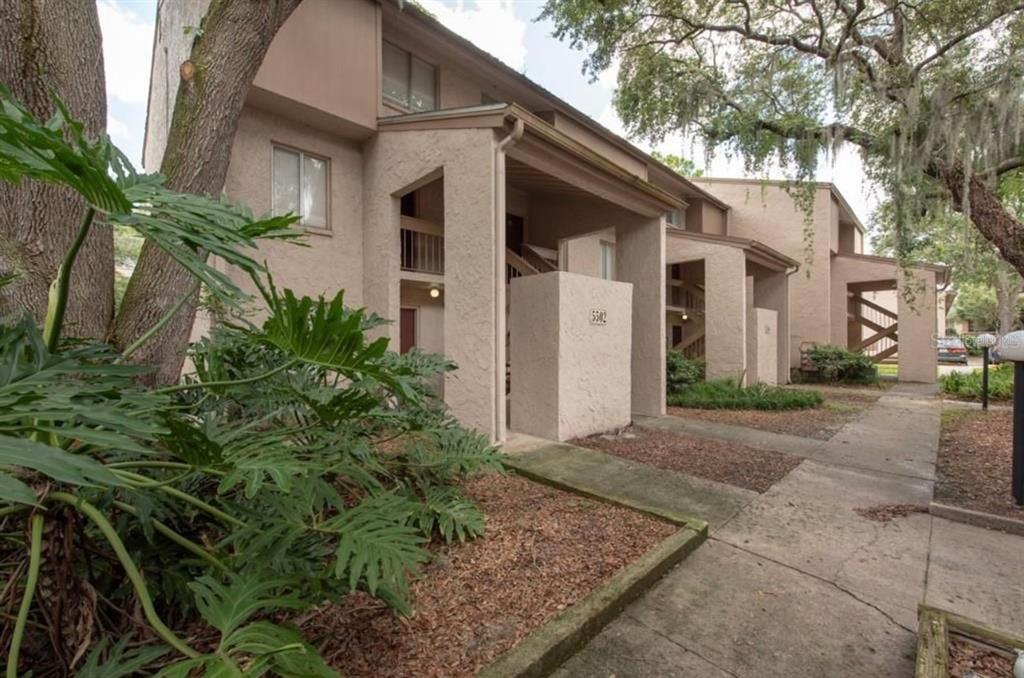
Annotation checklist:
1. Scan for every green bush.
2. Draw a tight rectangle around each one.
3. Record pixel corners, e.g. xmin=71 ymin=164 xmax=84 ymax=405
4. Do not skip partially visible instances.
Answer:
xmin=940 ymin=364 xmax=1014 ymax=400
xmin=668 ymin=379 xmax=823 ymax=410
xmin=666 ymin=351 xmax=705 ymax=395
xmin=804 ymin=344 xmax=878 ymax=384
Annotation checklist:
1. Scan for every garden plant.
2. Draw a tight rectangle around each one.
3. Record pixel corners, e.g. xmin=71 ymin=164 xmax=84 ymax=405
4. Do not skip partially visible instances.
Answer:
xmin=0 ymin=86 xmax=502 ymax=676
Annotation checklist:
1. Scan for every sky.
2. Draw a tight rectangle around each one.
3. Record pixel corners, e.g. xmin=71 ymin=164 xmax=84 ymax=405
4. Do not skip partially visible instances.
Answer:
xmin=97 ymin=0 xmax=879 ymax=227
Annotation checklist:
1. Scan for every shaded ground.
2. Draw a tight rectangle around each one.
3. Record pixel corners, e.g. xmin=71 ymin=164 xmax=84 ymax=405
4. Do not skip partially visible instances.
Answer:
xmin=937 ymin=407 xmax=1024 ymax=520
xmin=574 ymin=426 xmax=801 ymax=493
xmin=669 ymin=392 xmax=879 ymax=441
xmin=299 ymin=474 xmax=675 ymax=678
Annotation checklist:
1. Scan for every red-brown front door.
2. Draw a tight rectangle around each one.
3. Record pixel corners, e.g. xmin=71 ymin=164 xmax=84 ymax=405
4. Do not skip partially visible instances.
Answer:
xmin=400 ymin=308 xmax=416 ymax=354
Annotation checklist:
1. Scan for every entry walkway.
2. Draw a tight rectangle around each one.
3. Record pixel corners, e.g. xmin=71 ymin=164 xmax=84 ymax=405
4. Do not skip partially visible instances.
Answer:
xmin=508 ymin=385 xmax=1024 ymax=677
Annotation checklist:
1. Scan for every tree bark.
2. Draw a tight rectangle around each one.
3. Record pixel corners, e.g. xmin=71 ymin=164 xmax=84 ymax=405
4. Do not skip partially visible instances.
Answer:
xmin=994 ymin=268 xmax=1022 ymax=333
xmin=0 ymin=0 xmax=112 ymax=338
xmin=938 ymin=164 xmax=1024 ymax=280
xmin=110 ymin=0 xmax=303 ymax=385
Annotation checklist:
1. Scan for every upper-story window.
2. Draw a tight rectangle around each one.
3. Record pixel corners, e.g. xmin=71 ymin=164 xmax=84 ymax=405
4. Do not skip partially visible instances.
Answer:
xmin=665 ymin=209 xmax=685 ymax=229
xmin=383 ymin=41 xmax=436 ymax=112
xmin=273 ymin=145 xmax=328 ymax=230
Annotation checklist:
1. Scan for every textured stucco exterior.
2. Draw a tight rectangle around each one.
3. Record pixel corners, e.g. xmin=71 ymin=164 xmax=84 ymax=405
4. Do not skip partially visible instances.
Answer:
xmin=510 ymin=272 xmax=632 ymax=441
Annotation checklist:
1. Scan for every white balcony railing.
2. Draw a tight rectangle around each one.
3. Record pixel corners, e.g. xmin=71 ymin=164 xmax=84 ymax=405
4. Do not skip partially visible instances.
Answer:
xmin=400 ymin=228 xmax=444 ymax=275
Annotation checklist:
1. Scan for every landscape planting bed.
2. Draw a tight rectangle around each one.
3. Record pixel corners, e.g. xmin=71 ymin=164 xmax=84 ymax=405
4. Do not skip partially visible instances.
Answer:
xmin=297 ymin=473 xmax=676 ymax=677
xmin=668 ymin=392 xmax=877 ymax=440
xmin=917 ymin=606 xmax=1021 ymax=678
xmin=937 ymin=408 xmax=1024 ymax=520
xmin=575 ymin=426 xmax=801 ymax=492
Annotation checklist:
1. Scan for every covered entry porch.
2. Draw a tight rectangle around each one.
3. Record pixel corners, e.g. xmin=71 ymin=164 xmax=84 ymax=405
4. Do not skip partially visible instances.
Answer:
xmin=365 ymin=104 xmax=678 ymax=440
xmin=665 ymin=231 xmax=798 ymax=385
xmin=829 ymin=253 xmax=947 ymax=383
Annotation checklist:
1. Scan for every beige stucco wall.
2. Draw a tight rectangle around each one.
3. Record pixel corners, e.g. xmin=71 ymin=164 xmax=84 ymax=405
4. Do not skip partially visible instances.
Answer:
xmin=222 ymin=106 xmax=365 ymax=304
xmin=510 ymin=272 xmax=632 ymax=441
xmin=254 ymin=0 xmax=379 ymax=134
xmin=699 ymin=180 xmax=833 ymax=365
xmin=560 ymin=229 xmax=615 ymax=279
xmin=754 ymin=307 xmax=779 ymax=385
xmin=363 ymin=127 xmax=499 ymax=437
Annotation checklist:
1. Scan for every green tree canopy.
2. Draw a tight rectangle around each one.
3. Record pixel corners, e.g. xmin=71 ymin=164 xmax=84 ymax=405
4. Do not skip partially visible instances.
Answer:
xmin=543 ymin=0 xmax=1024 ymax=272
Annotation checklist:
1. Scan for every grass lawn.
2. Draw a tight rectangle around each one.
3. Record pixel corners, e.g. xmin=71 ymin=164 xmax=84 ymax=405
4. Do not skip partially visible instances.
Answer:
xmin=298 ymin=474 xmax=675 ymax=677
xmin=875 ymin=363 xmax=898 ymax=377
xmin=937 ymin=407 xmax=1023 ymax=520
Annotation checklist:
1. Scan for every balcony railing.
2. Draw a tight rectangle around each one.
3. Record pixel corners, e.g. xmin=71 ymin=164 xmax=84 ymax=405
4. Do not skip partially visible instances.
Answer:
xmin=400 ymin=228 xmax=444 ymax=275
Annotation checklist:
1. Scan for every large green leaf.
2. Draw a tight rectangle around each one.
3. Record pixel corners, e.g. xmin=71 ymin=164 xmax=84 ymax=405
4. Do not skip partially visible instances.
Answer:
xmin=0 ymin=436 xmax=123 ymax=489
xmin=0 ymin=471 xmax=37 ymax=505
xmin=189 ymin=573 xmax=306 ymax=637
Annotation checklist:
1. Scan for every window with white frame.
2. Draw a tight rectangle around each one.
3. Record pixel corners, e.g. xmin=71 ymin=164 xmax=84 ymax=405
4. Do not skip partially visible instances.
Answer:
xmin=383 ymin=41 xmax=437 ymax=112
xmin=600 ymin=241 xmax=615 ymax=280
xmin=272 ymin=146 xmax=328 ymax=230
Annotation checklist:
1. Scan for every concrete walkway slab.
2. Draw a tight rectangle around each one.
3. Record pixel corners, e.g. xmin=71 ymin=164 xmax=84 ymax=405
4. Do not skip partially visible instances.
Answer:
xmin=506 ymin=442 xmax=756 ymax=530
xmin=565 ymin=539 xmax=917 ymax=678
xmin=925 ymin=516 xmax=1024 ymax=636
xmin=637 ymin=414 xmax=823 ymax=457
xmin=716 ymin=460 xmax=933 ymax=630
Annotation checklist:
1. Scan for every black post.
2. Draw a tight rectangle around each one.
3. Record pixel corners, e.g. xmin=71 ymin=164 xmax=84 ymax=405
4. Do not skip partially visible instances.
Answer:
xmin=982 ymin=347 xmax=990 ymax=411
xmin=1014 ymin=362 xmax=1024 ymax=507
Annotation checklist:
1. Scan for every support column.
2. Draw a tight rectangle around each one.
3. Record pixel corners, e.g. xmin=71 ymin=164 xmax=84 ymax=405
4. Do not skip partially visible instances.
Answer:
xmin=442 ymin=140 xmax=499 ymax=438
xmin=616 ymin=215 xmax=665 ymax=417
xmin=745 ymin=275 xmax=757 ymax=387
xmin=897 ymin=269 xmax=938 ymax=383
xmin=757 ymin=269 xmax=792 ymax=384
xmin=703 ymin=248 xmax=747 ymax=382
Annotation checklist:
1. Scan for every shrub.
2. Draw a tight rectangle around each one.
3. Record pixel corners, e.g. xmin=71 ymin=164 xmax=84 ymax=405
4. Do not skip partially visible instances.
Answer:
xmin=804 ymin=344 xmax=878 ymax=384
xmin=666 ymin=351 xmax=705 ymax=395
xmin=668 ymin=379 xmax=823 ymax=410
xmin=0 ymin=87 xmax=502 ymax=675
xmin=940 ymin=364 xmax=1014 ymax=401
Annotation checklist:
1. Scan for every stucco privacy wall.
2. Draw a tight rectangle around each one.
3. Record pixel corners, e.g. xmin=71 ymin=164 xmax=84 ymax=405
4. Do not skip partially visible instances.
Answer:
xmin=701 ymin=181 xmax=834 ymax=365
xmin=223 ymin=107 xmax=365 ymax=305
xmin=363 ymin=127 xmax=499 ymax=437
xmin=830 ymin=255 xmax=938 ymax=383
xmin=754 ymin=307 xmax=779 ymax=384
xmin=509 ymin=272 xmax=632 ymax=441
xmin=667 ymin=236 xmax=748 ymax=383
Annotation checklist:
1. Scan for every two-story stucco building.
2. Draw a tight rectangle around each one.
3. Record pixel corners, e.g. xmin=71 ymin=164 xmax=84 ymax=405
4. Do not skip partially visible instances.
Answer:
xmin=145 ymin=0 xmax=944 ymax=442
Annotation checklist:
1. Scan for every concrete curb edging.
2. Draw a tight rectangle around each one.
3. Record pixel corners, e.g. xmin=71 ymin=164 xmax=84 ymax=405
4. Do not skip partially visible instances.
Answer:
xmin=929 ymin=501 xmax=1024 ymax=537
xmin=478 ymin=525 xmax=705 ymax=678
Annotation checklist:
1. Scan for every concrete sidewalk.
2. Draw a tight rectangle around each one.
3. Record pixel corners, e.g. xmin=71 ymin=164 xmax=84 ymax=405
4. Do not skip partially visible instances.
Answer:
xmin=538 ymin=389 xmax=1024 ymax=677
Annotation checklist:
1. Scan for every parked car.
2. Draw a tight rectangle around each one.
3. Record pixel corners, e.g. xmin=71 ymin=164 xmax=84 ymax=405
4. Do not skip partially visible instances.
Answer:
xmin=937 ymin=336 xmax=969 ymax=364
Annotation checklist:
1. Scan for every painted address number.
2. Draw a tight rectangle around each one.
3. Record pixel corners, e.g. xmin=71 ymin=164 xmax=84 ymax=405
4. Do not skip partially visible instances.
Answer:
xmin=590 ymin=309 xmax=607 ymax=325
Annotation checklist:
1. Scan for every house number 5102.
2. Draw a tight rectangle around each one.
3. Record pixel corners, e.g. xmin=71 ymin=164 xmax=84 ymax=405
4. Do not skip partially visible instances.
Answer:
xmin=590 ymin=309 xmax=607 ymax=325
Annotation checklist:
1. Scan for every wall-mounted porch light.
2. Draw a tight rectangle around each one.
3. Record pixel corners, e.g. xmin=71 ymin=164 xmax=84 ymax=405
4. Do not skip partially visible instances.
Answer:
xmin=679 ymin=309 xmax=689 ymax=322
xmin=429 ymin=287 xmax=441 ymax=299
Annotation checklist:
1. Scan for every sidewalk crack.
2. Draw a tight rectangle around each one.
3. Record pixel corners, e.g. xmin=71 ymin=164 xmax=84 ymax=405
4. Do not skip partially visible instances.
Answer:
xmin=713 ymin=538 xmax=916 ymax=634
xmin=625 ymin=613 xmax=742 ymax=678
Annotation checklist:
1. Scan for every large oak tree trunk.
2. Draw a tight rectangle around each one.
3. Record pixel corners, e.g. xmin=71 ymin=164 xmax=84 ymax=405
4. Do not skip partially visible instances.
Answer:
xmin=994 ymin=268 xmax=1022 ymax=333
xmin=939 ymin=165 xmax=1024 ymax=280
xmin=110 ymin=0 xmax=303 ymax=385
xmin=0 ymin=0 xmax=112 ymax=338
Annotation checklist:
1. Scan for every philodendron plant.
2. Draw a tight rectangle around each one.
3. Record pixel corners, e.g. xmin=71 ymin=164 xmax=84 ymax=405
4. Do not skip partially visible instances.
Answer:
xmin=0 ymin=85 xmax=502 ymax=676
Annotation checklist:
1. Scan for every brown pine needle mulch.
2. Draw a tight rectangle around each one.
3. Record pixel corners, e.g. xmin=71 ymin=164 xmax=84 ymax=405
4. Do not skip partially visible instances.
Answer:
xmin=297 ymin=474 xmax=676 ymax=677
xmin=938 ymin=408 xmax=1024 ymax=520
xmin=670 ymin=393 xmax=878 ymax=441
xmin=949 ymin=636 xmax=1015 ymax=677
xmin=575 ymin=426 xmax=801 ymax=493
xmin=854 ymin=503 xmax=929 ymax=523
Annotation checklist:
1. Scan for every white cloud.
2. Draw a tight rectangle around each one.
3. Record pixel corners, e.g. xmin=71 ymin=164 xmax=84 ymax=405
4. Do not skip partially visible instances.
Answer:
xmin=417 ymin=0 xmax=527 ymax=71
xmin=98 ymin=0 xmax=155 ymax=105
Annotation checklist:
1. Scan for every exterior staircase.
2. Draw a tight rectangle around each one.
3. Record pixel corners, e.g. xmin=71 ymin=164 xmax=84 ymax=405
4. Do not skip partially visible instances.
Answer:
xmin=668 ymin=278 xmax=706 ymax=359
xmin=848 ymin=293 xmax=898 ymax=362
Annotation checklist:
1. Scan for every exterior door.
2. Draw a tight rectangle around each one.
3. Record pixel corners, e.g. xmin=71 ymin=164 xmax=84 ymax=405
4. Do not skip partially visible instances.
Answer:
xmin=506 ymin=213 xmax=524 ymax=255
xmin=400 ymin=308 xmax=417 ymax=354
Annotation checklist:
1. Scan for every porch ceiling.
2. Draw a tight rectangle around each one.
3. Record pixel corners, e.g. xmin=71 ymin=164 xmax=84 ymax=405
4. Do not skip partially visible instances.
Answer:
xmin=507 ymin=158 xmax=592 ymax=198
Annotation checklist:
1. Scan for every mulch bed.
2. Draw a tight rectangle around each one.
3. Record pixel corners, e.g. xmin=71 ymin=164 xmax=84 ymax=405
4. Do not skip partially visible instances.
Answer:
xmin=296 ymin=473 xmax=676 ymax=677
xmin=938 ymin=408 xmax=1024 ymax=521
xmin=949 ymin=635 xmax=1015 ymax=677
xmin=574 ymin=426 xmax=801 ymax=493
xmin=669 ymin=393 xmax=877 ymax=441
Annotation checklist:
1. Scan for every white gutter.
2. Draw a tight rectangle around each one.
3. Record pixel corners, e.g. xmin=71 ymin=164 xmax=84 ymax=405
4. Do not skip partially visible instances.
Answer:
xmin=494 ymin=117 xmax=524 ymax=442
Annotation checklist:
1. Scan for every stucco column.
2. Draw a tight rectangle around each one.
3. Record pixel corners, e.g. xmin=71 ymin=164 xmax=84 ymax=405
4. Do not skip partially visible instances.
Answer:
xmin=745 ymin=275 xmax=757 ymax=387
xmin=756 ymin=270 xmax=792 ymax=384
xmin=897 ymin=269 xmax=938 ymax=383
xmin=442 ymin=141 xmax=499 ymax=437
xmin=703 ymin=248 xmax=748 ymax=382
xmin=616 ymin=216 xmax=665 ymax=417
xmin=361 ymin=137 xmax=404 ymax=346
